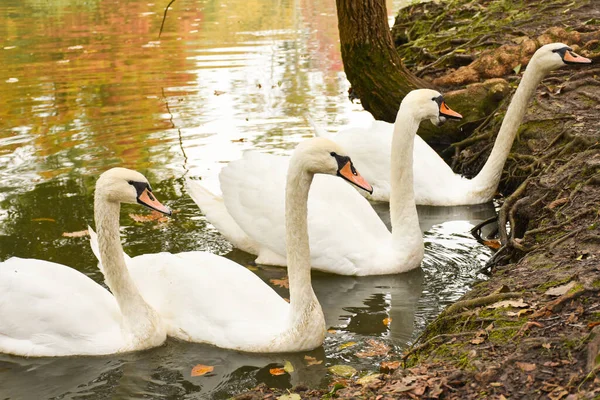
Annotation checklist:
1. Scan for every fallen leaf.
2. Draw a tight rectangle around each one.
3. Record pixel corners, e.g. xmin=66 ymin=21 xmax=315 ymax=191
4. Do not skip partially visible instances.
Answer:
xmin=548 ymin=389 xmax=569 ymax=400
xmin=277 ymin=394 xmax=301 ymax=400
xmin=356 ymin=339 xmax=391 ymax=358
xmin=487 ymin=299 xmax=528 ymax=309
xmin=357 ymin=373 xmax=381 ymax=385
xmin=499 ymin=395 xmax=508 ymax=400
xmin=545 ymin=281 xmax=576 ymax=297
xmin=483 ymin=239 xmax=502 ymax=249
xmin=544 ymin=361 xmax=560 ymax=367
xmin=304 ymin=355 xmax=323 ymax=366
xmin=328 ymin=365 xmax=356 ymax=377
xmin=270 ymin=277 xmax=289 ymax=288
xmin=191 ymin=364 xmax=214 ymax=376
xmin=542 ymin=343 xmax=552 ymax=349
xmin=548 ymin=197 xmax=568 ymax=209
xmin=380 ymin=360 xmax=401 ymax=373
xmin=62 ymin=230 xmax=90 ymax=238
xmin=214 ymin=90 xmax=226 ymax=96
xmin=471 ymin=336 xmax=486 ymax=345
xmin=383 ymin=317 xmax=392 ymax=326
xmin=490 ymin=382 xmax=503 ymax=387
xmin=412 ymin=384 xmax=426 ymax=396
xmin=338 ymin=342 xmax=357 ymax=350
xmin=516 ymin=362 xmax=536 ymax=372
xmin=230 ymin=138 xmax=245 ymax=143
xmin=129 ymin=210 xmax=169 ymax=223
xmin=327 ymin=329 xmax=337 ymax=334
xmin=587 ymin=321 xmax=600 ymax=329
xmin=513 ymin=64 xmax=522 ymax=74
xmin=32 ymin=218 xmax=55 ymax=222
xmin=269 ymin=367 xmax=287 ymax=376
xmin=283 ymin=360 xmax=294 ymax=373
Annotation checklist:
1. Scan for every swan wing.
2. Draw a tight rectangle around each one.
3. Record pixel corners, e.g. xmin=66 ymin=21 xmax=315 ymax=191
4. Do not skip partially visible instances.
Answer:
xmin=126 ymin=251 xmax=288 ymax=349
xmin=0 ymin=258 xmax=123 ymax=357
xmin=219 ymin=152 xmax=390 ymax=274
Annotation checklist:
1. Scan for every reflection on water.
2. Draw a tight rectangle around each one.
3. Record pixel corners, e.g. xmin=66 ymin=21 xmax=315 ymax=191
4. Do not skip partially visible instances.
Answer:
xmin=0 ymin=0 xmax=493 ymax=398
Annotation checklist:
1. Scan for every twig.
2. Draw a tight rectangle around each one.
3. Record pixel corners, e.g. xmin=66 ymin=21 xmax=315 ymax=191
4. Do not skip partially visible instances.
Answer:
xmin=159 ymin=0 xmax=177 ymax=38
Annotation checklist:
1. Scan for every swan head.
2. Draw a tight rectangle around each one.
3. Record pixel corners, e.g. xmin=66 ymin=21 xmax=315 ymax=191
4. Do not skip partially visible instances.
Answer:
xmin=530 ymin=43 xmax=591 ymax=72
xmin=400 ymin=89 xmax=463 ymax=127
xmin=292 ymin=138 xmax=373 ymax=194
xmin=95 ymin=167 xmax=172 ymax=215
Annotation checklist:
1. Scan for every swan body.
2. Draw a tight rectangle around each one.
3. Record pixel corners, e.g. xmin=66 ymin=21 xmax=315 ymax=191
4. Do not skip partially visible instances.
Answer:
xmin=0 ymin=168 xmax=170 ymax=357
xmin=188 ymin=89 xmax=461 ymax=275
xmin=90 ymin=138 xmax=373 ymax=352
xmin=312 ymin=43 xmax=592 ymax=205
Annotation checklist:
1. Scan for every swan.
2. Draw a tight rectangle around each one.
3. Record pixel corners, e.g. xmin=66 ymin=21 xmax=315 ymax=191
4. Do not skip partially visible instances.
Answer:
xmin=0 ymin=168 xmax=171 ymax=357
xmin=187 ymin=89 xmax=461 ymax=275
xmin=89 ymin=138 xmax=373 ymax=352
xmin=311 ymin=43 xmax=592 ymax=205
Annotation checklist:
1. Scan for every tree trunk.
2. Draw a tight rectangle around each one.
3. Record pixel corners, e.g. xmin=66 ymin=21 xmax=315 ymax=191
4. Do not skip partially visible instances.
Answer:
xmin=335 ymin=0 xmax=430 ymax=123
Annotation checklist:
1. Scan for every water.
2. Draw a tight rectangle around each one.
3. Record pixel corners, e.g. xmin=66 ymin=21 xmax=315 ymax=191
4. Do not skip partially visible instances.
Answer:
xmin=0 ymin=0 xmax=494 ymax=398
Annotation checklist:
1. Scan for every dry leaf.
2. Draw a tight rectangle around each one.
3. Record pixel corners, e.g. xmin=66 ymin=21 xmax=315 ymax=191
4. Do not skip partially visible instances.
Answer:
xmin=338 ymin=342 xmax=357 ymax=350
xmin=380 ymin=360 xmax=401 ymax=373
xmin=327 ymin=329 xmax=337 ymax=334
xmin=230 ymin=138 xmax=245 ymax=143
xmin=487 ymin=299 xmax=528 ymax=309
xmin=587 ymin=321 xmax=600 ymax=329
xmin=269 ymin=367 xmax=286 ymax=376
xmin=304 ymin=355 xmax=323 ymax=366
xmin=328 ymin=365 xmax=356 ymax=377
xmin=483 ymin=239 xmax=501 ymax=249
xmin=490 ymin=382 xmax=503 ymax=387
xmin=356 ymin=339 xmax=391 ymax=358
xmin=383 ymin=317 xmax=392 ymax=326
xmin=470 ymin=336 xmax=486 ymax=345
xmin=357 ymin=373 xmax=381 ymax=385
xmin=32 ymin=218 xmax=55 ymax=222
xmin=277 ymin=394 xmax=301 ymax=400
xmin=191 ymin=364 xmax=214 ymax=376
xmin=62 ymin=230 xmax=90 ymax=238
xmin=548 ymin=197 xmax=568 ymax=209
xmin=542 ymin=343 xmax=552 ymax=349
xmin=270 ymin=277 xmax=289 ymax=289
xmin=214 ymin=90 xmax=226 ymax=96
xmin=515 ymin=362 xmax=536 ymax=372
xmin=545 ymin=281 xmax=576 ymax=297
xmin=129 ymin=210 xmax=169 ymax=223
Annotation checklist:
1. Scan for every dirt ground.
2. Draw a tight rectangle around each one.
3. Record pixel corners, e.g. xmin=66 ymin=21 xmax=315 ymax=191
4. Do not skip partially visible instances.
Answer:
xmin=235 ymin=0 xmax=600 ymax=398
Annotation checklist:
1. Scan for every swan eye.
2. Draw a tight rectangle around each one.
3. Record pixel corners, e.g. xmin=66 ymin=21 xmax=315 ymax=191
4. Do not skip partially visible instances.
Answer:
xmin=330 ymin=152 xmax=337 ymax=157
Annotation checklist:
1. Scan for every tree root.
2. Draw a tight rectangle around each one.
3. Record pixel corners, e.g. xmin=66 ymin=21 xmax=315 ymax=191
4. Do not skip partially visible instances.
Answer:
xmin=443 ymin=292 xmax=522 ymax=316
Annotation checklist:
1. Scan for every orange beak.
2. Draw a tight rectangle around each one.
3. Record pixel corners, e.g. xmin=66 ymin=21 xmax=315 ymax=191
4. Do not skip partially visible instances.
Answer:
xmin=338 ymin=161 xmax=373 ymax=194
xmin=439 ymin=101 xmax=463 ymax=120
xmin=563 ymin=50 xmax=592 ymax=64
xmin=137 ymin=188 xmax=172 ymax=215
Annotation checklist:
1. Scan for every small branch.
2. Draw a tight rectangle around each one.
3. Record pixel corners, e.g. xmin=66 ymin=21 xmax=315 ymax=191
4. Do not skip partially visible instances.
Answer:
xmin=443 ymin=292 xmax=522 ymax=316
xmin=159 ymin=0 xmax=178 ymax=38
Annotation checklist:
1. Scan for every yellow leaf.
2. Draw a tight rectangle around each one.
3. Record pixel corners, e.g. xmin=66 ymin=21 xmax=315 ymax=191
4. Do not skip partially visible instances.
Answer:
xmin=470 ymin=336 xmax=486 ymax=345
xmin=383 ymin=317 xmax=392 ymax=326
xmin=338 ymin=342 xmax=357 ymax=350
xmin=269 ymin=367 xmax=286 ymax=376
xmin=379 ymin=360 xmax=401 ymax=373
xmin=483 ymin=239 xmax=501 ymax=249
xmin=516 ymin=362 xmax=536 ymax=372
xmin=191 ymin=364 xmax=214 ymax=376
xmin=328 ymin=365 xmax=356 ymax=377
xmin=62 ymin=230 xmax=90 ymax=238
xmin=327 ymin=329 xmax=337 ymax=334
xmin=129 ymin=210 xmax=170 ymax=223
xmin=357 ymin=373 xmax=381 ymax=385
xmin=283 ymin=360 xmax=294 ymax=373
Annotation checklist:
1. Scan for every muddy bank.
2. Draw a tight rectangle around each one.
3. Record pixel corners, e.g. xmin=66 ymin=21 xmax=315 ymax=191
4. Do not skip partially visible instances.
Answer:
xmin=235 ymin=0 xmax=600 ymax=398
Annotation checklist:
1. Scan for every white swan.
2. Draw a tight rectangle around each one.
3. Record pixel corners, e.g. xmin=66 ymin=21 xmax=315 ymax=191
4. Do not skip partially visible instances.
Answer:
xmin=187 ymin=89 xmax=461 ymax=275
xmin=89 ymin=138 xmax=373 ymax=352
xmin=312 ymin=43 xmax=592 ymax=205
xmin=0 ymin=168 xmax=170 ymax=357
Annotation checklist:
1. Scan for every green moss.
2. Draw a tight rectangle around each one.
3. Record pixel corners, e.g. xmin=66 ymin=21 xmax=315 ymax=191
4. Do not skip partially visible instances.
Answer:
xmin=592 ymin=280 xmax=600 ymax=289
xmin=568 ymin=283 xmax=584 ymax=294
xmin=488 ymin=328 xmax=519 ymax=343
xmin=537 ymin=276 xmax=573 ymax=292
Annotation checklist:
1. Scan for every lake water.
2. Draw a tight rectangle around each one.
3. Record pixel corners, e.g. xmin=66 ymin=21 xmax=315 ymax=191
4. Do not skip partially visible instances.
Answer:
xmin=0 ymin=0 xmax=494 ymax=398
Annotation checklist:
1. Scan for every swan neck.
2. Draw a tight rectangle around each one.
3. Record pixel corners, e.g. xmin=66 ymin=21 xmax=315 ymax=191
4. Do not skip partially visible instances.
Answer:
xmin=94 ymin=195 xmax=158 ymax=333
xmin=473 ymin=63 xmax=545 ymax=191
xmin=390 ymin=110 xmax=422 ymax=246
xmin=285 ymin=159 xmax=319 ymax=323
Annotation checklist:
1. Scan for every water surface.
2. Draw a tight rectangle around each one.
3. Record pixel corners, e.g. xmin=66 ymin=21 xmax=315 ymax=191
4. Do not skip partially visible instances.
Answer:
xmin=0 ymin=0 xmax=494 ymax=398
